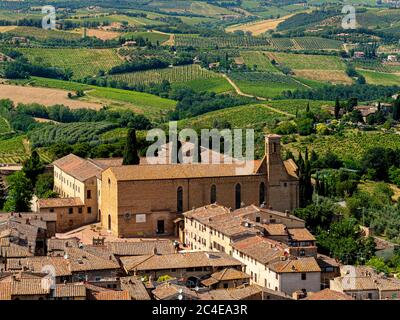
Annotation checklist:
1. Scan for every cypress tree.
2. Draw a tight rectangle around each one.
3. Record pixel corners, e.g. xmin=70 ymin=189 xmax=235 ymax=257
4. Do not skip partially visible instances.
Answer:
xmin=393 ymin=97 xmax=400 ymax=121
xmin=334 ymin=96 xmax=340 ymax=119
xmin=122 ymin=129 xmax=140 ymax=165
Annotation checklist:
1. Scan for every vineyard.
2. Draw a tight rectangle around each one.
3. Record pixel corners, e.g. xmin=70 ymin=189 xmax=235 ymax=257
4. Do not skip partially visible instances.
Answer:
xmin=287 ymin=130 xmax=400 ymax=163
xmin=174 ymin=34 xmax=270 ymax=48
xmin=230 ymin=71 xmax=308 ymax=98
xmin=354 ymin=60 xmax=400 ymax=73
xmin=0 ymin=135 xmax=29 ymax=164
xmin=18 ymin=48 xmax=123 ymax=80
xmin=6 ymin=26 xmax=82 ymax=41
xmin=270 ymin=37 xmax=343 ymax=51
xmin=358 ymin=70 xmax=400 ymax=86
xmin=28 ymin=122 xmax=118 ymax=148
xmin=179 ymin=103 xmax=289 ymax=129
xmin=266 ymin=52 xmax=345 ymax=70
xmin=240 ymin=51 xmax=278 ymax=72
xmin=0 ymin=116 xmax=12 ymax=135
xmin=107 ymin=64 xmax=222 ymax=86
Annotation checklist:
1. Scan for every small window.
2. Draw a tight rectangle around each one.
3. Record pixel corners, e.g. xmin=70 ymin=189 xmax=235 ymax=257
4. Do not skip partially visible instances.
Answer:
xmin=49 ymin=208 xmax=54 ymax=213
xmin=223 ymin=283 xmax=228 ymax=289
xmin=301 ymin=273 xmax=307 ymax=280
xmin=87 ymin=207 xmax=92 ymax=214
xmin=78 ymin=207 xmax=83 ymax=214
xmin=256 ymin=217 xmax=261 ymax=223
xmin=68 ymin=208 xmax=73 ymax=214
xmin=87 ymin=190 xmax=91 ymax=199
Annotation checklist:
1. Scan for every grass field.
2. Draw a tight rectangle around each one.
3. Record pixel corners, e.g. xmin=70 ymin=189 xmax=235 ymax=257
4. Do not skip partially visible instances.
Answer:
xmin=226 ymin=14 xmax=295 ymax=36
xmin=120 ymin=31 xmax=170 ymax=44
xmin=240 ymin=51 xmax=279 ymax=72
xmin=4 ymin=77 xmax=177 ymax=119
xmin=358 ymin=70 xmax=400 ymax=86
xmin=266 ymin=52 xmax=351 ymax=84
xmin=18 ymin=48 xmax=123 ymax=80
xmin=107 ymin=65 xmax=222 ymax=86
xmin=171 ymin=77 xmax=234 ymax=94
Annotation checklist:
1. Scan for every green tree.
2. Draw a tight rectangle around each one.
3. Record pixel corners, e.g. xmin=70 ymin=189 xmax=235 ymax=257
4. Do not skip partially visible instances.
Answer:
xmin=393 ymin=97 xmax=400 ymax=121
xmin=122 ymin=129 xmax=140 ymax=165
xmin=4 ymin=172 xmax=33 ymax=212
xmin=35 ymin=173 xmax=57 ymax=198
xmin=334 ymin=97 xmax=340 ymax=120
xmin=22 ymin=150 xmax=44 ymax=186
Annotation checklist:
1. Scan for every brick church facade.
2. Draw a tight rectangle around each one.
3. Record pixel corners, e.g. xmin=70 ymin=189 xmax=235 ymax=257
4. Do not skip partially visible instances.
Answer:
xmin=39 ymin=134 xmax=299 ymax=237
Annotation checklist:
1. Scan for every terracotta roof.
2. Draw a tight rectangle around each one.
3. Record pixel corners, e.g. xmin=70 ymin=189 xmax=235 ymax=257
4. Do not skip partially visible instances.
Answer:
xmin=288 ymin=228 xmax=316 ymax=242
xmin=0 ymin=282 xmax=11 ymax=300
xmin=53 ymin=154 xmax=104 ymax=181
xmin=10 ymin=277 xmax=49 ymax=296
xmin=305 ymin=289 xmax=353 ymax=300
xmin=232 ymin=236 xmax=284 ymax=264
xmin=65 ymin=247 xmax=120 ymax=272
xmin=120 ymin=276 xmax=151 ymax=300
xmin=201 ymin=268 xmax=249 ymax=287
xmin=284 ymin=159 xmax=299 ymax=179
xmin=93 ymin=290 xmax=131 ymax=300
xmin=47 ymin=238 xmax=80 ymax=252
xmin=54 ymin=283 xmax=86 ymax=298
xmin=204 ymin=284 xmax=263 ymax=300
xmin=263 ymin=224 xmax=288 ymax=236
xmin=120 ymin=251 xmax=243 ymax=272
xmin=38 ymin=197 xmax=84 ymax=208
xmin=107 ymin=161 xmax=260 ymax=182
xmin=268 ymin=257 xmax=321 ymax=273
xmin=152 ymin=282 xmax=199 ymax=300
xmin=1 ymin=243 xmax=34 ymax=258
xmin=25 ymin=256 xmax=72 ymax=277
xmin=108 ymin=240 xmax=175 ymax=256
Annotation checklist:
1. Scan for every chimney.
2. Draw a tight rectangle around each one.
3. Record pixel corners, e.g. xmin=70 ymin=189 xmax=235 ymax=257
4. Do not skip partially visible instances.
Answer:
xmin=153 ymin=246 xmax=158 ymax=255
xmin=285 ymin=210 xmax=290 ymax=217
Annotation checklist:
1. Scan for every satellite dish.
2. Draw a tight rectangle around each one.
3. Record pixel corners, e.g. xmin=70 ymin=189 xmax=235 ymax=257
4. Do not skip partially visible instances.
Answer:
xmin=178 ymin=294 xmax=183 ymax=300
xmin=194 ymin=286 xmax=199 ymax=292
xmin=63 ymin=254 xmax=68 ymax=259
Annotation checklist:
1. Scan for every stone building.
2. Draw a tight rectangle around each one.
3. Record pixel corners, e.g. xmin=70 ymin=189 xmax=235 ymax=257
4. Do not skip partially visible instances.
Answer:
xmin=39 ymin=134 xmax=299 ymax=237
xmin=100 ymin=135 xmax=299 ymax=237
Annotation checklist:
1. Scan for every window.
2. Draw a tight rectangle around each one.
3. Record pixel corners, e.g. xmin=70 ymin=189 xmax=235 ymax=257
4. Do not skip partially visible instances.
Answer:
xmin=223 ymin=283 xmax=228 ymax=289
xmin=78 ymin=208 xmax=82 ymax=214
xmin=301 ymin=273 xmax=307 ymax=280
xmin=259 ymin=182 xmax=265 ymax=206
xmin=210 ymin=184 xmax=217 ymax=203
xmin=108 ymin=215 xmax=111 ymax=231
xmin=87 ymin=190 xmax=91 ymax=199
xmin=87 ymin=207 xmax=92 ymax=214
xmin=256 ymin=217 xmax=261 ymax=223
xmin=49 ymin=208 xmax=54 ymax=213
xmin=68 ymin=208 xmax=73 ymax=214
xmin=177 ymin=186 xmax=183 ymax=213
xmin=235 ymin=183 xmax=241 ymax=209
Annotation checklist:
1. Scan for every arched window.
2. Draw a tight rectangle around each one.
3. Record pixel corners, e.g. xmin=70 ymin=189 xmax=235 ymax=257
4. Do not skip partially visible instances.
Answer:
xmin=259 ymin=182 xmax=265 ymax=206
xmin=108 ymin=215 xmax=111 ymax=231
xmin=235 ymin=183 xmax=241 ymax=209
xmin=210 ymin=185 xmax=217 ymax=204
xmin=177 ymin=186 xmax=183 ymax=213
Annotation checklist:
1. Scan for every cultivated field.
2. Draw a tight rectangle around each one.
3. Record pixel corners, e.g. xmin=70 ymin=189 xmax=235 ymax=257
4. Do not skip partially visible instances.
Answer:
xmin=18 ymin=48 xmax=123 ymax=79
xmin=240 ymin=51 xmax=278 ymax=72
xmin=358 ymin=70 xmax=400 ymax=86
xmin=107 ymin=65 xmax=222 ymax=86
xmin=294 ymin=69 xmax=353 ymax=84
xmin=85 ymin=28 xmax=121 ymax=40
xmin=0 ymin=84 xmax=102 ymax=109
xmin=226 ymin=14 xmax=294 ymax=36
xmin=0 ymin=26 xmax=17 ymax=33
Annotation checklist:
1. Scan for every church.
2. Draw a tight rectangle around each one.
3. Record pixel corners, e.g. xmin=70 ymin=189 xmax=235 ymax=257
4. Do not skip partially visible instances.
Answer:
xmin=39 ymin=134 xmax=299 ymax=237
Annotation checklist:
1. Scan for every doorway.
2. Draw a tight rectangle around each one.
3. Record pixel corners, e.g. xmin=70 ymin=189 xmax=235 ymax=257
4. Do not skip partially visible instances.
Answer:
xmin=157 ymin=220 xmax=165 ymax=234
